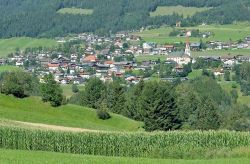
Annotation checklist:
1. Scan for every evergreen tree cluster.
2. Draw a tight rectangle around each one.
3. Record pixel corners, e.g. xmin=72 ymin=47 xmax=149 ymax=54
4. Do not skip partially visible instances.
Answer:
xmin=70 ymin=76 xmax=250 ymax=131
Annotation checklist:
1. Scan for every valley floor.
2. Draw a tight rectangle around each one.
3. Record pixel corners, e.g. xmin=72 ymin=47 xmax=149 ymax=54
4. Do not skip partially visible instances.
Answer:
xmin=1 ymin=149 xmax=250 ymax=164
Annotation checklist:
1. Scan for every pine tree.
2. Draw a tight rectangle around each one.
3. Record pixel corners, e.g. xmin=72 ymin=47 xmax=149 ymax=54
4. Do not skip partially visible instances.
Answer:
xmin=82 ymin=78 xmax=106 ymax=109
xmin=142 ymin=81 xmax=181 ymax=131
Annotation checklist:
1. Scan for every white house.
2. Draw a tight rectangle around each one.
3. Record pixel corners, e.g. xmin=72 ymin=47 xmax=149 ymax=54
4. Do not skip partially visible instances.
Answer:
xmin=166 ymin=53 xmax=192 ymax=65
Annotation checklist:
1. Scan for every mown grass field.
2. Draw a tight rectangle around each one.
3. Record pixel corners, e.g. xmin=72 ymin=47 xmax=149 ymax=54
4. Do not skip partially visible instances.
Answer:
xmin=192 ymin=49 xmax=250 ymax=57
xmin=0 ymin=37 xmax=58 ymax=57
xmin=134 ymin=22 xmax=250 ymax=44
xmin=0 ymin=66 xmax=22 ymax=73
xmin=0 ymin=94 xmax=142 ymax=131
xmin=188 ymin=69 xmax=203 ymax=79
xmin=57 ymin=8 xmax=93 ymax=15
xmin=0 ymin=149 xmax=250 ymax=164
xmin=135 ymin=54 xmax=167 ymax=62
xmin=61 ymin=84 xmax=85 ymax=98
xmin=150 ymin=5 xmax=211 ymax=18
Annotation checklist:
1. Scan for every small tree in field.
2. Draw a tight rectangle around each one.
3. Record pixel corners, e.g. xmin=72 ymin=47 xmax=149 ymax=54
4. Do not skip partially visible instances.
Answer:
xmin=72 ymin=84 xmax=79 ymax=93
xmin=41 ymin=74 xmax=63 ymax=107
xmin=0 ymin=71 xmax=33 ymax=98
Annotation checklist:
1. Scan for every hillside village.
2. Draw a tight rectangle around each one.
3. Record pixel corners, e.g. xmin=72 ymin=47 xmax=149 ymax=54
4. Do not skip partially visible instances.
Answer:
xmin=0 ymin=31 xmax=250 ymax=85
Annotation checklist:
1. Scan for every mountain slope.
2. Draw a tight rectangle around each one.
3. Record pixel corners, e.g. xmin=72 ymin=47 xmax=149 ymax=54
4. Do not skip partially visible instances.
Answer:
xmin=0 ymin=0 xmax=249 ymax=38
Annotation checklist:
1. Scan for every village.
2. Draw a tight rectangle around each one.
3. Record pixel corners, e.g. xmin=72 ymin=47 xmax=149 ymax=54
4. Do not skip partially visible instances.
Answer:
xmin=0 ymin=31 xmax=250 ymax=85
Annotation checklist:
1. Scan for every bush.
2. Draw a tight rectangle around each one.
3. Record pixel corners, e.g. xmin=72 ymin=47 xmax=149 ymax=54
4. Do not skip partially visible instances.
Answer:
xmin=72 ymin=84 xmax=79 ymax=93
xmin=97 ymin=110 xmax=111 ymax=120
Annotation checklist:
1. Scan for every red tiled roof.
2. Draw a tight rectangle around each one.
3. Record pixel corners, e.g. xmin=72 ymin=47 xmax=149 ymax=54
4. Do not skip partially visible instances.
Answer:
xmin=104 ymin=61 xmax=114 ymax=65
xmin=48 ymin=63 xmax=59 ymax=67
xmin=84 ymin=55 xmax=97 ymax=62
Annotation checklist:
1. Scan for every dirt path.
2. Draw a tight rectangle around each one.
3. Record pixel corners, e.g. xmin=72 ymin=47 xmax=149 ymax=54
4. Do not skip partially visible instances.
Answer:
xmin=0 ymin=120 xmax=100 ymax=133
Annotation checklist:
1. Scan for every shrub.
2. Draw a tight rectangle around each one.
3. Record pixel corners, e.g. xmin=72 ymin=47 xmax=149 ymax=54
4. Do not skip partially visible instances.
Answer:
xmin=72 ymin=84 xmax=79 ymax=93
xmin=97 ymin=110 xmax=111 ymax=120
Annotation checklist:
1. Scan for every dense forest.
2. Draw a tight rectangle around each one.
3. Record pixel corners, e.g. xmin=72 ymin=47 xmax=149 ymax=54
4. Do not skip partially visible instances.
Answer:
xmin=0 ymin=0 xmax=250 ymax=38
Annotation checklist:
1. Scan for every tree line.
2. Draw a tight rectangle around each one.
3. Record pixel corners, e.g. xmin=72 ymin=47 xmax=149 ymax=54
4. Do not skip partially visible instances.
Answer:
xmin=70 ymin=76 xmax=250 ymax=131
xmin=0 ymin=0 xmax=250 ymax=38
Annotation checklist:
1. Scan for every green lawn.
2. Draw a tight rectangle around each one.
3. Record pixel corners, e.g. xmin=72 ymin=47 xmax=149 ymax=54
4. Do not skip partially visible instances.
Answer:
xmin=192 ymin=49 xmax=250 ymax=57
xmin=0 ymin=94 xmax=142 ymax=131
xmin=61 ymin=84 xmax=85 ymax=98
xmin=188 ymin=69 xmax=203 ymax=79
xmin=0 ymin=66 xmax=22 ymax=73
xmin=150 ymin=5 xmax=211 ymax=18
xmin=134 ymin=22 xmax=250 ymax=44
xmin=135 ymin=55 xmax=167 ymax=62
xmin=0 ymin=149 xmax=249 ymax=164
xmin=57 ymin=8 xmax=93 ymax=15
xmin=0 ymin=37 xmax=58 ymax=57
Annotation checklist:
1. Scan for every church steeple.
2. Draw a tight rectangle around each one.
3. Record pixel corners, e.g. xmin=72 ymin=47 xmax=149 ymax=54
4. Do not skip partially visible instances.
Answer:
xmin=185 ymin=31 xmax=191 ymax=56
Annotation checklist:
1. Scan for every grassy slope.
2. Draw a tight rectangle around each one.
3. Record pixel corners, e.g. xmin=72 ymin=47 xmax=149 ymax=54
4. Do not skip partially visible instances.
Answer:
xmin=57 ymin=8 xmax=93 ymax=15
xmin=150 ymin=6 xmax=210 ymax=18
xmin=134 ymin=22 xmax=250 ymax=44
xmin=0 ymin=149 xmax=250 ymax=164
xmin=0 ymin=66 xmax=22 ymax=73
xmin=0 ymin=94 xmax=142 ymax=131
xmin=0 ymin=37 xmax=58 ymax=57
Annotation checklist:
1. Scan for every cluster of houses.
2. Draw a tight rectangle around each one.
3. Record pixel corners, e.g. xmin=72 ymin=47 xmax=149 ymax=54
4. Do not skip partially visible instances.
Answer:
xmin=1 ymin=32 xmax=250 ymax=84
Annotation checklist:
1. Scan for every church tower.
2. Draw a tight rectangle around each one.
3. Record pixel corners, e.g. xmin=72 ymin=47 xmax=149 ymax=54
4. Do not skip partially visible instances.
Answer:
xmin=185 ymin=31 xmax=191 ymax=56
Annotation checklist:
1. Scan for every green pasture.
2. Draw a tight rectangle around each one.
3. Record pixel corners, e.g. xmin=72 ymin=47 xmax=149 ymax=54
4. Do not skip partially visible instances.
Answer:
xmin=0 ymin=94 xmax=142 ymax=131
xmin=134 ymin=22 xmax=250 ymax=44
xmin=150 ymin=5 xmax=211 ymax=18
xmin=61 ymin=84 xmax=85 ymax=98
xmin=57 ymin=8 xmax=93 ymax=15
xmin=0 ymin=37 xmax=58 ymax=57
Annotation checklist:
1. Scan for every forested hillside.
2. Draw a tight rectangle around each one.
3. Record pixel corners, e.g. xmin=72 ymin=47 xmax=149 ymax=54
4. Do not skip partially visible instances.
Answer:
xmin=0 ymin=0 xmax=250 ymax=38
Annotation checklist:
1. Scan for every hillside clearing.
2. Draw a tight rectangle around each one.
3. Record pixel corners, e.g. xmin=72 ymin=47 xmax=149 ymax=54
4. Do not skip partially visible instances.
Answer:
xmin=0 ymin=37 xmax=58 ymax=57
xmin=0 ymin=149 xmax=250 ymax=164
xmin=0 ymin=94 xmax=142 ymax=131
xmin=150 ymin=6 xmax=211 ymax=18
xmin=57 ymin=8 xmax=93 ymax=15
xmin=134 ymin=22 xmax=250 ymax=44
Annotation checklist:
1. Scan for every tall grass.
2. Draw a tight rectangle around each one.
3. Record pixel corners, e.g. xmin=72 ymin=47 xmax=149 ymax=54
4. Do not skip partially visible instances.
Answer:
xmin=1 ymin=126 xmax=250 ymax=159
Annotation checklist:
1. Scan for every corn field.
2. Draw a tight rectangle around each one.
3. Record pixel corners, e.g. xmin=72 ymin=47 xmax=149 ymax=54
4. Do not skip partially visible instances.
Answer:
xmin=0 ymin=126 xmax=250 ymax=159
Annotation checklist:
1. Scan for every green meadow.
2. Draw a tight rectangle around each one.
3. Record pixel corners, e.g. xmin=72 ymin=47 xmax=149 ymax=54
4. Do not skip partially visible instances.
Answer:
xmin=134 ymin=22 xmax=250 ymax=44
xmin=0 ymin=149 xmax=250 ymax=164
xmin=150 ymin=5 xmax=211 ymax=18
xmin=57 ymin=8 xmax=93 ymax=15
xmin=61 ymin=84 xmax=85 ymax=98
xmin=0 ymin=37 xmax=58 ymax=57
xmin=0 ymin=66 xmax=22 ymax=73
xmin=0 ymin=94 xmax=142 ymax=131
